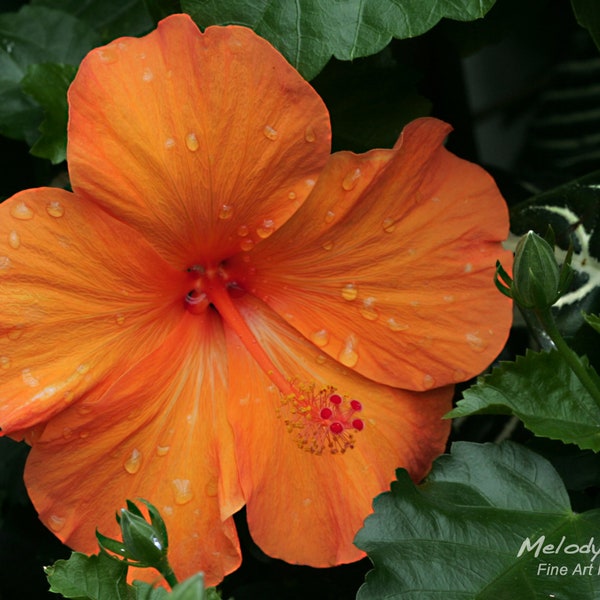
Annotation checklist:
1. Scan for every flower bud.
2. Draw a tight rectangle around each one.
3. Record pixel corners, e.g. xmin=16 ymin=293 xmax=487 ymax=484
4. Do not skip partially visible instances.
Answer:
xmin=119 ymin=508 xmax=167 ymax=565
xmin=512 ymin=231 xmax=560 ymax=309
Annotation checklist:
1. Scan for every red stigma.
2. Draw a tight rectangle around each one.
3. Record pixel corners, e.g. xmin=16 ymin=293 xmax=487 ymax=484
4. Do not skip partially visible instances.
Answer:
xmin=352 ymin=419 xmax=364 ymax=431
xmin=329 ymin=393 xmax=342 ymax=405
xmin=350 ymin=399 xmax=362 ymax=411
xmin=329 ymin=422 xmax=344 ymax=435
xmin=320 ymin=407 xmax=333 ymax=420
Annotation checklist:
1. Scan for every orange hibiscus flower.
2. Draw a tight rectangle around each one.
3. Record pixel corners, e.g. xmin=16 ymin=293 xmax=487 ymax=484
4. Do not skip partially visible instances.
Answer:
xmin=0 ymin=14 xmax=512 ymax=586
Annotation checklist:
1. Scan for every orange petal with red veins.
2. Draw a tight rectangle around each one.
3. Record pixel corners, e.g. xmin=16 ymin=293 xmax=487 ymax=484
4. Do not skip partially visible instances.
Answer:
xmin=68 ymin=14 xmax=331 ymax=268
xmin=0 ymin=188 xmax=188 ymax=437
xmin=232 ymin=118 xmax=513 ymax=391
xmin=224 ymin=293 xmax=451 ymax=566
xmin=25 ymin=312 xmax=244 ymax=586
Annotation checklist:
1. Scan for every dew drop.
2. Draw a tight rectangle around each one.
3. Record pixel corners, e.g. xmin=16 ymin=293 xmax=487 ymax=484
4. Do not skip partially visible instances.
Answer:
xmin=288 ymin=191 xmax=297 ymax=200
xmin=237 ymin=224 xmax=249 ymax=237
xmin=205 ymin=478 xmax=218 ymax=497
xmin=443 ymin=294 xmax=455 ymax=303
xmin=342 ymin=168 xmax=362 ymax=191
xmin=48 ymin=514 xmax=66 ymax=532
xmin=310 ymin=329 xmax=330 ymax=347
xmin=359 ymin=297 xmax=379 ymax=321
xmin=124 ymin=448 xmax=142 ymax=474
xmin=240 ymin=238 xmax=254 ymax=252
xmin=62 ymin=426 xmax=73 ymax=440
xmin=156 ymin=445 xmax=170 ymax=457
xmin=466 ymin=331 xmax=487 ymax=352
xmin=304 ymin=126 xmax=316 ymax=142
xmin=77 ymin=363 xmax=90 ymax=375
xmin=8 ymin=230 xmax=20 ymax=249
xmin=382 ymin=218 xmax=396 ymax=233
xmin=22 ymin=368 xmax=39 ymax=387
xmin=172 ymin=478 xmax=193 ymax=505
xmin=322 ymin=240 xmax=334 ymax=251
xmin=256 ymin=219 xmax=275 ymax=238
xmin=453 ymin=369 xmax=467 ymax=382
xmin=0 ymin=256 xmax=11 ymax=271
xmin=324 ymin=210 xmax=335 ymax=223
xmin=185 ymin=132 xmax=199 ymax=152
xmin=263 ymin=125 xmax=278 ymax=141
xmin=46 ymin=201 xmax=65 ymax=218
xmin=423 ymin=374 xmax=435 ymax=389
xmin=464 ymin=263 xmax=473 ymax=273
xmin=164 ymin=137 xmax=176 ymax=149
xmin=341 ymin=283 xmax=358 ymax=301
xmin=386 ymin=317 xmax=408 ymax=332
xmin=305 ymin=178 xmax=316 ymax=188
xmin=97 ymin=48 xmax=117 ymax=64
xmin=338 ymin=337 xmax=359 ymax=368
xmin=115 ymin=313 xmax=125 ymax=326
xmin=7 ymin=326 xmax=23 ymax=341
xmin=142 ymin=67 xmax=154 ymax=82
xmin=0 ymin=356 xmax=10 ymax=369
xmin=10 ymin=201 xmax=34 ymax=220
xmin=218 ymin=204 xmax=233 ymax=220
xmin=163 ymin=505 xmax=174 ymax=516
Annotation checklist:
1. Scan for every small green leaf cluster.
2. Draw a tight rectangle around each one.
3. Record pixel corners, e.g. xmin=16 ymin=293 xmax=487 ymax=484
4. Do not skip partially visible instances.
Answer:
xmin=45 ymin=499 xmax=222 ymax=600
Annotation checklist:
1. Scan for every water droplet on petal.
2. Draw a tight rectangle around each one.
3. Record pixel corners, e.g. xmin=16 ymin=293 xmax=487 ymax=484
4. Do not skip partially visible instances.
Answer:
xmin=172 ymin=478 xmax=193 ymax=505
xmin=46 ymin=201 xmax=64 ymax=218
xmin=338 ymin=337 xmax=359 ymax=367
xmin=8 ymin=230 xmax=20 ymax=249
xmin=315 ymin=354 xmax=327 ymax=365
xmin=22 ymin=368 xmax=39 ymax=387
xmin=311 ymin=329 xmax=330 ymax=347
xmin=98 ymin=48 xmax=117 ymax=63
xmin=205 ymin=478 xmax=218 ymax=497
xmin=256 ymin=219 xmax=275 ymax=238
xmin=115 ymin=314 xmax=125 ymax=325
xmin=11 ymin=201 xmax=33 ymax=220
xmin=387 ymin=317 xmax=408 ymax=332
xmin=464 ymin=263 xmax=473 ymax=273
xmin=0 ymin=356 xmax=10 ymax=369
xmin=185 ymin=132 xmax=199 ymax=152
xmin=218 ymin=204 xmax=233 ymax=220
xmin=324 ymin=210 xmax=335 ymax=223
xmin=382 ymin=218 xmax=396 ymax=233
xmin=453 ymin=369 xmax=467 ymax=382
xmin=288 ymin=191 xmax=297 ymax=200
xmin=124 ymin=448 xmax=142 ymax=474
xmin=156 ymin=445 xmax=170 ymax=456
xmin=237 ymin=224 xmax=249 ymax=237
xmin=263 ymin=125 xmax=278 ymax=141
xmin=423 ymin=374 xmax=435 ymax=389
xmin=304 ymin=126 xmax=316 ymax=142
xmin=142 ymin=67 xmax=153 ymax=82
xmin=305 ymin=178 xmax=316 ymax=188
xmin=0 ymin=256 xmax=11 ymax=271
xmin=359 ymin=297 xmax=379 ymax=321
xmin=341 ymin=283 xmax=358 ymax=301
xmin=7 ymin=326 xmax=23 ymax=340
xmin=466 ymin=332 xmax=488 ymax=352
xmin=240 ymin=238 xmax=254 ymax=252
xmin=63 ymin=391 xmax=74 ymax=404
xmin=322 ymin=240 xmax=334 ymax=251
xmin=164 ymin=137 xmax=176 ymax=149
xmin=48 ymin=515 xmax=66 ymax=532
xmin=443 ymin=295 xmax=455 ymax=303
xmin=342 ymin=168 xmax=361 ymax=191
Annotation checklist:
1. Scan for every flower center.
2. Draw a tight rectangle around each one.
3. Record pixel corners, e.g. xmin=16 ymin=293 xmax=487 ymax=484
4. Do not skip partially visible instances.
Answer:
xmin=279 ymin=383 xmax=364 ymax=455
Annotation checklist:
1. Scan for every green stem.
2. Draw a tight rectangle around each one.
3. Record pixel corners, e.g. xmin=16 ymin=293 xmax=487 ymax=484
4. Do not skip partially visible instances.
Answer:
xmin=157 ymin=560 xmax=179 ymax=588
xmin=537 ymin=308 xmax=600 ymax=408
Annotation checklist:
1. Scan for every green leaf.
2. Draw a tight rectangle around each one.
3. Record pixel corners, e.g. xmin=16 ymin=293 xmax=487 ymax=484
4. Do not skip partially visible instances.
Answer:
xmin=448 ymin=349 xmax=600 ymax=451
xmin=571 ymin=0 xmax=600 ymax=52
xmin=0 ymin=5 xmax=101 ymax=143
xmin=20 ymin=63 xmax=76 ymax=164
xmin=355 ymin=441 xmax=600 ymax=599
xmin=132 ymin=575 xmax=215 ymax=600
xmin=31 ymin=0 xmax=154 ymax=40
xmin=182 ymin=0 xmax=497 ymax=79
xmin=584 ymin=312 xmax=600 ymax=335
xmin=45 ymin=552 xmax=130 ymax=600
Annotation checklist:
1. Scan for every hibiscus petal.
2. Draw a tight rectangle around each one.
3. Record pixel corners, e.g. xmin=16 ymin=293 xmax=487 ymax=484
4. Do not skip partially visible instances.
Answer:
xmin=225 ymin=293 xmax=451 ymax=566
xmin=24 ymin=311 xmax=244 ymax=585
xmin=68 ymin=14 xmax=331 ymax=268
xmin=231 ymin=118 xmax=513 ymax=390
xmin=0 ymin=188 xmax=189 ymax=437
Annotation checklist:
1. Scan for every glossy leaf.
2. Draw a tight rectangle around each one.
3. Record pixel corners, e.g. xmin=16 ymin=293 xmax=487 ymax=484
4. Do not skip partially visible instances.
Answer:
xmin=182 ymin=0 xmax=497 ymax=79
xmin=45 ymin=552 xmax=130 ymax=600
xmin=448 ymin=349 xmax=600 ymax=451
xmin=355 ymin=441 xmax=600 ymax=599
